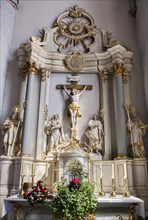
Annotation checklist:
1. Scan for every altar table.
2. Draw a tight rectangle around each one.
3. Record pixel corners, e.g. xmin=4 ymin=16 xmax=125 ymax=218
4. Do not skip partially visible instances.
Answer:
xmin=2 ymin=194 xmax=145 ymax=220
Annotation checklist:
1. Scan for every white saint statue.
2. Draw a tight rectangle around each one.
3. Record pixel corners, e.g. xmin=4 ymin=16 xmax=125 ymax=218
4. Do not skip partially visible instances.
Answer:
xmin=1 ymin=105 xmax=22 ymax=157
xmin=45 ymin=114 xmax=65 ymax=152
xmin=127 ymin=118 xmax=147 ymax=158
xmin=85 ymin=114 xmax=104 ymax=154
xmin=62 ymin=85 xmax=86 ymax=129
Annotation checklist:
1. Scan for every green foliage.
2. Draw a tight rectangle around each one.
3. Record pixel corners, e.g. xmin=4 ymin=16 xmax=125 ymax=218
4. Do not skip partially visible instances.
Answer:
xmin=48 ymin=182 xmax=98 ymax=220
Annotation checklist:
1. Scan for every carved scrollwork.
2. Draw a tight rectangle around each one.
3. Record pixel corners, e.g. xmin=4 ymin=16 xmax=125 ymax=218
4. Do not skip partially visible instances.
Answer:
xmin=54 ymin=5 xmax=96 ymax=54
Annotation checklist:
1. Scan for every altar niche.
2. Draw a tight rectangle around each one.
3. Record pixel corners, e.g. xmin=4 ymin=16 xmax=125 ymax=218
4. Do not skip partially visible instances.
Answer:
xmin=56 ymin=80 xmax=93 ymax=139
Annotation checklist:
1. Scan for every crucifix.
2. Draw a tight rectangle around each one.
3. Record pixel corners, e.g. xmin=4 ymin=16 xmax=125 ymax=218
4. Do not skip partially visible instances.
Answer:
xmin=56 ymin=75 xmax=92 ymax=140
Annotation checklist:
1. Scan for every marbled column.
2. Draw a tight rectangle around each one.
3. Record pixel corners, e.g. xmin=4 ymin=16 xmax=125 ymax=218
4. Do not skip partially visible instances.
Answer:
xmin=21 ymin=63 xmax=38 ymax=157
xmin=113 ymin=63 xmax=127 ymax=158
xmin=36 ymin=69 xmax=51 ymax=159
xmin=100 ymin=69 xmax=111 ymax=160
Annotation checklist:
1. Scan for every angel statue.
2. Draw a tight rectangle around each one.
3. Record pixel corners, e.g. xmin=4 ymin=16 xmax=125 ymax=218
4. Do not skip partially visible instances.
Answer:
xmin=1 ymin=105 xmax=22 ymax=157
xmin=85 ymin=114 xmax=104 ymax=155
xmin=45 ymin=114 xmax=65 ymax=153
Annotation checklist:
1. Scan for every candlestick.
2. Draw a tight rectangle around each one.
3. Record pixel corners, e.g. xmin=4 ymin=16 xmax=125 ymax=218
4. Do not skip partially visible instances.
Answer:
xmin=123 ymin=177 xmax=130 ymax=197
xmin=123 ymin=163 xmax=127 ymax=179
xmin=98 ymin=177 xmax=105 ymax=196
xmin=112 ymin=163 xmax=114 ymax=179
xmin=18 ymin=174 xmax=25 ymax=197
xmin=109 ymin=178 xmax=116 ymax=197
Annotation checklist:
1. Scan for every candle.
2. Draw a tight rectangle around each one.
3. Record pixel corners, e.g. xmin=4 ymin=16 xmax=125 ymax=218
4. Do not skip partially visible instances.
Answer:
xmin=32 ymin=163 xmax=35 ymax=175
xmin=100 ymin=162 xmax=103 ymax=178
xmin=112 ymin=163 xmax=114 ymax=179
xmin=124 ymin=163 xmax=127 ymax=178
xmin=45 ymin=162 xmax=48 ymax=178
xmin=21 ymin=162 xmax=24 ymax=175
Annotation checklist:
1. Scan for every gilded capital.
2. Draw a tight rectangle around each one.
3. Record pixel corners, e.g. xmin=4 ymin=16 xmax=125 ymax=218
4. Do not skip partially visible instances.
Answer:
xmin=112 ymin=62 xmax=129 ymax=83
xmin=112 ymin=63 xmax=126 ymax=76
xmin=41 ymin=69 xmax=51 ymax=82
xmin=100 ymin=68 xmax=109 ymax=82
xmin=27 ymin=62 xmax=37 ymax=74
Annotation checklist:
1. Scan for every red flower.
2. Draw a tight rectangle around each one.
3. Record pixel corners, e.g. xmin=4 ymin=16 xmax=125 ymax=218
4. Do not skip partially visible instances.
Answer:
xmin=38 ymin=180 xmax=43 ymax=184
xmin=23 ymin=193 xmax=28 ymax=199
xmin=41 ymin=188 xmax=46 ymax=193
xmin=34 ymin=188 xmax=39 ymax=192
xmin=71 ymin=178 xmax=79 ymax=185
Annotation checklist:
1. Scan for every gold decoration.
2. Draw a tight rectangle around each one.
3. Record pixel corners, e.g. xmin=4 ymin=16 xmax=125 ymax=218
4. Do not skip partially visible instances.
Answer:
xmin=99 ymin=108 xmax=104 ymax=122
xmin=13 ymin=105 xmax=20 ymax=113
xmin=112 ymin=62 xmax=126 ymax=76
xmin=54 ymin=5 xmax=96 ymax=53
xmin=20 ymin=62 xmax=37 ymax=80
xmin=64 ymin=51 xmax=84 ymax=72
xmin=27 ymin=62 xmax=37 ymax=74
xmin=19 ymin=43 xmax=26 ymax=48
xmin=88 ymin=213 xmax=96 ymax=220
xmin=128 ymin=203 xmax=139 ymax=220
xmin=41 ymin=68 xmax=51 ymax=82
xmin=100 ymin=68 xmax=109 ymax=82
xmin=124 ymin=103 xmax=136 ymax=114
xmin=116 ymin=214 xmax=124 ymax=220
xmin=122 ymin=71 xmax=129 ymax=84
xmin=44 ymin=104 xmax=48 ymax=121
xmin=112 ymin=63 xmax=129 ymax=83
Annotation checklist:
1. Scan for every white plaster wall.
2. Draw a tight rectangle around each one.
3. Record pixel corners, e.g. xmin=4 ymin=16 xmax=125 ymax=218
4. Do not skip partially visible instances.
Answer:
xmin=1 ymin=0 xmax=148 ymax=154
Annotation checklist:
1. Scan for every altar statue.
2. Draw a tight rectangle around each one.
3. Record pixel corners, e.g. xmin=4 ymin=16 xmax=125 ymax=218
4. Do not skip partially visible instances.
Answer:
xmin=127 ymin=118 xmax=148 ymax=158
xmin=85 ymin=114 xmax=104 ymax=154
xmin=62 ymin=85 xmax=86 ymax=129
xmin=45 ymin=114 xmax=65 ymax=152
xmin=1 ymin=105 xmax=22 ymax=157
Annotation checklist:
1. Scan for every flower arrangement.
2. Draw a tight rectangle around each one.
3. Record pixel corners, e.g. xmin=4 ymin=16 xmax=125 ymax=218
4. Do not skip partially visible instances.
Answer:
xmin=48 ymin=178 xmax=98 ymax=220
xmin=23 ymin=180 xmax=54 ymax=206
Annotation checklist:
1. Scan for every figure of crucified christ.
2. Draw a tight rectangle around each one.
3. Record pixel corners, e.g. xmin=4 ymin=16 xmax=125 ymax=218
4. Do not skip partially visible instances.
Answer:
xmin=62 ymin=85 xmax=86 ymax=130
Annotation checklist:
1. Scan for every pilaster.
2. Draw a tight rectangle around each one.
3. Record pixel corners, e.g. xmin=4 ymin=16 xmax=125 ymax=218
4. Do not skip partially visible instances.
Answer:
xmin=21 ymin=62 xmax=38 ymax=158
xmin=36 ymin=69 xmax=51 ymax=160
xmin=100 ymin=68 xmax=111 ymax=160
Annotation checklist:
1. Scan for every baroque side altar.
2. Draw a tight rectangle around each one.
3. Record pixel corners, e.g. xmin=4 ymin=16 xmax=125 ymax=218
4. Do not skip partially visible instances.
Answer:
xmin=0 ymin=5 xmax=148 ymax=219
